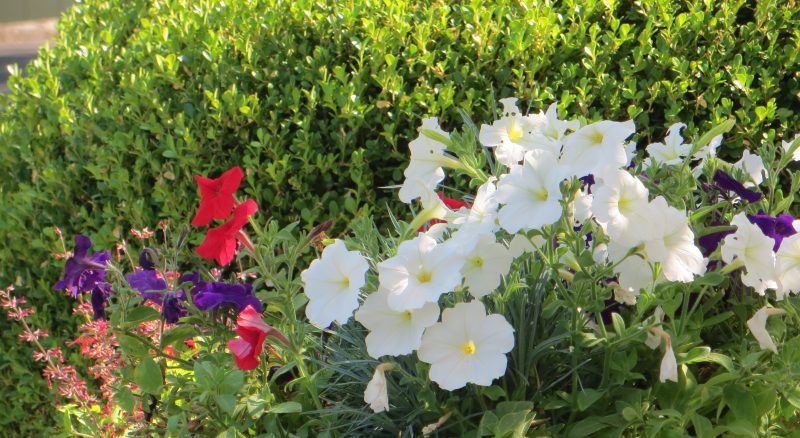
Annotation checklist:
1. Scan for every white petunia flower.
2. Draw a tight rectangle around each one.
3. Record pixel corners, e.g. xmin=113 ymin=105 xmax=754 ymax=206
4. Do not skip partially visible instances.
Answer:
xmin=398 ymin=118 xmax=458 ymax=203
xmin=508 ymin=233 xmax=541 ymax=258
xmin=646 ymin=123 xmax=692 ymax=166
xmin=496 ymin=150 xmax=566 ymax=233
xmin=377 ymin=235 xmax=464 ymax=311
xmin=355 ymin=288 xmax=440 ymax=358
xmin=448 ymin=178 xmax=500 ymax=251
xmin=417 ymin=301 xmax=514 ymax=391
xmin=479 ymin=97 xmax=541 ymax=166
xmin=301 ymin=240 xmax=370 ymax=328
xmin=461 ymin=234 xmax=514 ymax=297
xmin=561 ymin=119 xmax=636 ymax=178
xmin=573 ymin=186 xmax=593 ymax=227
xmin=721 ymin=213 xmax=777 ymax=295
xmin=734 ymin=149 xmax=766 ymax=187
xmin=776 ymin=234 xmax=800 ymax=299
xmin=781 ymin=134 xmax=800 ymax=162
xmin=364 ymin=363 xmax=392 ymax=413
xmin=641 ymin=196 xmax=705 ymax=282
xmin=524 ymin=102 xmax=580 ymax=156
xmin=591 ymin=169 xmax=651 ymax=247
xmin=746 ymin=306 xmax=786 ymax=354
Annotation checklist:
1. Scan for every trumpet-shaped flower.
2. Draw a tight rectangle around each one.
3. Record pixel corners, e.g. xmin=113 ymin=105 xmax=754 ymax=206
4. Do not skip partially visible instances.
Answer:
xmin=55 ymin=235 xmax=110 ymax=298
xmin=227 ymin=305 xmax=289 ymax=370
xmin=461 ymin=234 xmax=513 ymax=297
xmin=399 ymin=118 xmax=456 ymax=203
xmin=496 ymin=150 xmax=566 ymax=233
xmin=364 ymin=363 xmax=392 ymax=413
xmin=561 ymin=119 xmax=635 ymax=177
xmin=196 ymin=199 xmax=258 ymax=266
xmin=734 ymin=150 xmax=766 ymax=187
xmin=746 ymin=306 xmax=786 ymax=354
xmin=301 ymin=240 xmax=369 ymax=328
xmin=191 ymin=166 xmax=244 ymax=227
xmin=692 ymin=134 xmax=722 ymax=177
xmin=450 ymin=178 xmax=500 ymax=239
xmin=713 ymin=170 xmax=762 ymax=203
xmin=525 ymin=102 xmax=580 ymax=156
xmin=591 ymin=170 xmax=651 ymax=247
xmin=646 ymin=123 xmax=692 ymax=166
xmin=641 ymin=197 xmax=705 ymax=282
xmin=776 ymin=233 xmax=800 ymax=299
xmin=417 ymin=301 xmax=514 ymax=390
xmin=660 ymin=340 xmax=678 ymax=383
xmin=721 ymin=213 xmax=777 ymax=295
xmin=479 ymin=97 xmax=540 ymax=166
xmin=378 ymin=235 xmax=464 ymax=311
xmin=354 ymin=288 xmax=440 ymax=358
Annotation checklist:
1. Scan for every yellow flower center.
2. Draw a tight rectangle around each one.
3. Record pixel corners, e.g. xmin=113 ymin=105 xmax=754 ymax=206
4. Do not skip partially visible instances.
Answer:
xmin=508 ymin=123 xmax=524 ymax=143
xmin=534 ymin=188 xmax=549 ymax=202
xmin=470 ymin=256 xmax=484 ymax=268
xmin=462 ymin=340 xmax=477 ymax=355
xmin=340 ymin=276 xmax=350 ymax=289
xmin=589 ymin=130 xmax=604 ymax=145
xmin=402 ymin=310 xmax=413 ymax=321
xmin=417 ymin=271 xmax=432 ymax=283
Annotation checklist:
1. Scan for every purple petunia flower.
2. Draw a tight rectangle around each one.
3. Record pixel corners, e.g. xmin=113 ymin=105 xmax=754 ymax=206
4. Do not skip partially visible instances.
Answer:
xmin=713 ymin=170 xmax=762 ymax=203
xmin=748 ymin=212 xmax=797 ymax=251
xmin=192 ymin=281 xmax=263 ymax=313
xmin=91 ymin=282 xmax=111 ymax=321
xmin=126 ymin=270 xmax=193 ymax=323
xmin=55 ymin=235 xmax=110 ymax=298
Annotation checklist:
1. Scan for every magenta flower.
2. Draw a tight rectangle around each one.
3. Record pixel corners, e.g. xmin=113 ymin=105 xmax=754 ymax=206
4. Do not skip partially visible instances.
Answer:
xmin=54 ymin=235 xmax=110 ymax=298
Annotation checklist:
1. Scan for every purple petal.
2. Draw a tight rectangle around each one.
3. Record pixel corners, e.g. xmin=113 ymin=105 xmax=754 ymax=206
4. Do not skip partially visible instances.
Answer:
xmin=193 ymin=282 xmax=262 ymax=313
xmin=713 ymin=170 xmax=762 ymax=203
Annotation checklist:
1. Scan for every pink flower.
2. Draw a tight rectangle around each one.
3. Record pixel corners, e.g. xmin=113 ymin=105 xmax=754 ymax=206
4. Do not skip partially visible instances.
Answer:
xmin=227 ymin=305 xmax=289 ymax=370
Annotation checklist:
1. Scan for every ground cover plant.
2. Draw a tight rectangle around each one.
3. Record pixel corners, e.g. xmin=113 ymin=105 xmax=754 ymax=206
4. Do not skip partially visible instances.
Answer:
xmin=3 ymin=0 xmax=800 ymax=433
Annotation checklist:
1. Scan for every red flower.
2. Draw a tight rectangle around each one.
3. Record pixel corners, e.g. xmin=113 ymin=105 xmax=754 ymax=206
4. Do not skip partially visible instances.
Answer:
xmin=417 ymin=192 xmax=470 ymax=232
xmin=191 ymin=166 xmax=245 ymax=227
xmin=196 ymin=199 xmax=258 ymax=266
xmin=227 ymin=305 xmax=289 ymax=370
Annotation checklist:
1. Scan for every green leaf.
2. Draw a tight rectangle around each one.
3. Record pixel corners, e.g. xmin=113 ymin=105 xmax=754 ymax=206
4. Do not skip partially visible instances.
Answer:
xmin=477 ymin=411 xmax=498 ymax=437
xmin=220 ymin=370 xmax=244 ymax=395
xmin=159 ymin=325 xmax=197 ymax=349
xmin=215 ymin=394 xmax=237 ymax=414
xmin=496 ymin=410 xmax=533 ymax=438
xmin=116 ymin=333 xmax=149 ymax=358
xmin=610 ymin=313 xmax=626 ymax=336
xmin=113 ymin=387 xmax=136 ymax=413
xmin=134 ymin=357 xmax=163 ymax=395
xmin=724 ymin=384 xmax=757 ymax=424
xmin=269 ymin=401 xmax=302 ymax=414
xmin=482 ymin=385 xmax=506 ymax=401
xmin=125 ymin=306 xmax=162 ymax=324
xmin=577 ymin=389 xmax=604 ymax=412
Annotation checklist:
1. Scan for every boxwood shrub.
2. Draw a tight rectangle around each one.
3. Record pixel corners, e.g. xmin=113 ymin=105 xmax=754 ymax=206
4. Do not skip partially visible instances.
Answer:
xmin=1 ymin=0 xmax=798 ymax=432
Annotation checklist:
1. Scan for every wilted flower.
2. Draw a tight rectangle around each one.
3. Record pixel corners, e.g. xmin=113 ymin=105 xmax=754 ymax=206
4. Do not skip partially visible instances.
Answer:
xmin=398 ymin=118 xmax=457 ymax=204
xmin=746 ymin=306 xmax=786 ymax=354
xmin=417 ymin=301 xmax=514 ymax=390
xmin=364 ymin=363 xmax=393 ymax=413
xmin=301 ymin=240 xmax=369 ymax=328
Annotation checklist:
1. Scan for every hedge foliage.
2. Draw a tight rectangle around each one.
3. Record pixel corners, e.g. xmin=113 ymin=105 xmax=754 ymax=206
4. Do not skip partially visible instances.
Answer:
xmin=1 ymin=0 xmax=799 ymax=432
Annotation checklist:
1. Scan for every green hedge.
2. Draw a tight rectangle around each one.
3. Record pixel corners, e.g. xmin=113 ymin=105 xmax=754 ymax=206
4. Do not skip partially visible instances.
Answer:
xmin=1 ymin=0 xmax=799 ymax=432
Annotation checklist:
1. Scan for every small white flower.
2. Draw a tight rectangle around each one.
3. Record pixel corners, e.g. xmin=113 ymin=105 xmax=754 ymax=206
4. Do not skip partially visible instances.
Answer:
xmin=301 ymin=240 xmax=369 ymax=328
xmin=746 ymin=306 xmax=786 ymax=354
xmin=496 ymin=150 xmax=566 ymax=233
xmin=417 ymin=301 xmax=514 ymax=390
xmin=781 ymin=134 xmax=800 ymax=162
xmin=355 ymin=288 xmax=440 ymax=358
xmin=641 ymin=197 xmax=705 ymax=283
xmin=646 ymin=123 xmax=692 ymax=166
xmin=364 ymin=363 xmax=392 ymax=413
xmin=399 ymin=118 xmax=457 ymax=203
xmin=734 ymin=149 xmax=766 ymax=187
xmin=591 ymin=169 xmax=651 ymax=247
xmin=776 ymin=234 xmax=800 ymax=299
xmin=479 ymin=97 xmax=541 ymax=166
xmin=644 ymin=307 xmax=666 ymax=349
xmin=378 ymin=235 xmax=464 ymax=311
xmin=721 ymin=213 xmax=777 ymax=295
xmin=461 ymin=234 xmax=514 ymax=298
xmin=561 ymin=119 xmax=635 ymax=177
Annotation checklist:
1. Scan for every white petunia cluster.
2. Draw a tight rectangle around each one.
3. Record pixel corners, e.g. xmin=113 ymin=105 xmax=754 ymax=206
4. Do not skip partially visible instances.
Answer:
xmin=301 ymin=99 xmax=800 ymax=410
